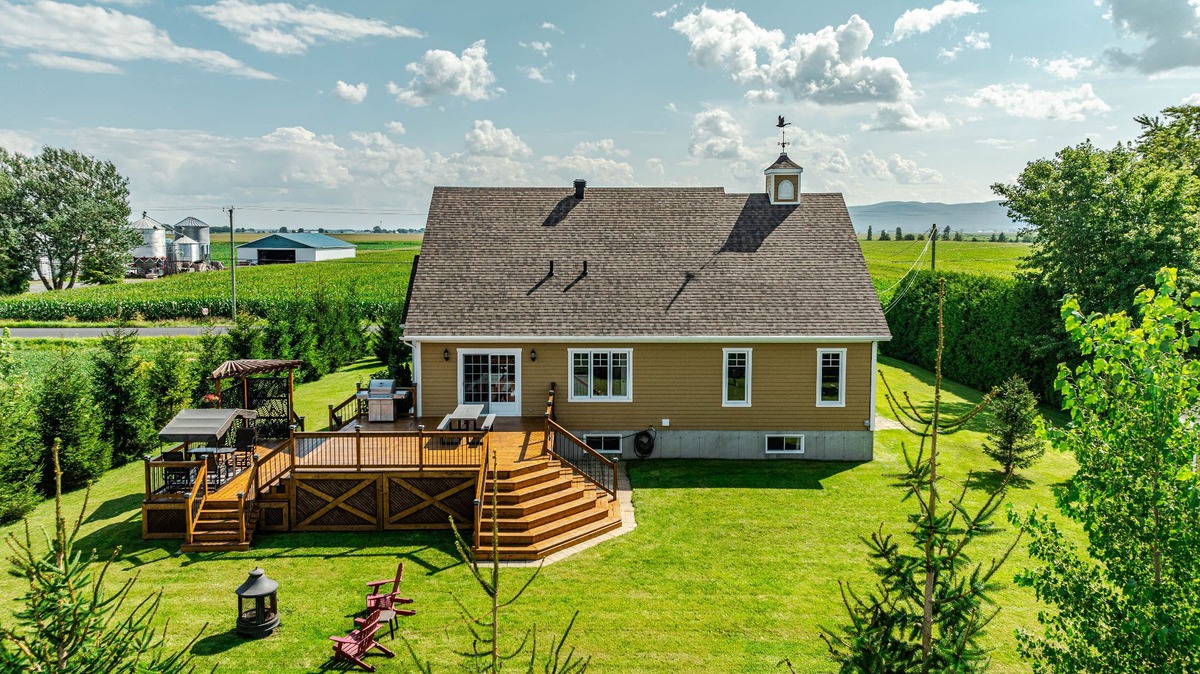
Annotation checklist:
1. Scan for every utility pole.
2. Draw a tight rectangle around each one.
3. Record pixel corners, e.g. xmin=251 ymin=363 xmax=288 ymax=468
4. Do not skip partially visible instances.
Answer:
xmin=930 ymin=222 xmax=937 ymax=271
xmin=227 ymin=206 xmax=237 ymax=318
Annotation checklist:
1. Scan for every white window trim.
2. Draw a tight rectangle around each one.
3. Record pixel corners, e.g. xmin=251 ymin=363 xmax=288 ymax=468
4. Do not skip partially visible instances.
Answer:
xmin=765 ymin=434 xmax=805 ymax=455
xmin=722 ymin=347 xmax=752 ymax=408
xmin=816 ymin=347 xmax=847 ymax=408
xmin=456 ymin=348 xmax=522 ymax=415
xmin=583 ymin=434 xmax=623 ymax=457
xmin=567 ymin=349 xmax=633 ymax=403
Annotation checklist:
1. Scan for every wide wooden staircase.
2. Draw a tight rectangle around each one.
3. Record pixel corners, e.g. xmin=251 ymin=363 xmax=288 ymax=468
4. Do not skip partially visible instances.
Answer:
xmin=475 ymin=454 xmax=621 ymax=561
xmin=179 ymin=498 xmax=260 ymax=553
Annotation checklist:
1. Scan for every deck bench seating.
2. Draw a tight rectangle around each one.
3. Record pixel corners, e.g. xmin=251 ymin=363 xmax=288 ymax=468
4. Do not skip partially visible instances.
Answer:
xmin=436 ymin=414 xmax=452 ymax=431
xmin=480 ymin=414 xmax=496 ymax=432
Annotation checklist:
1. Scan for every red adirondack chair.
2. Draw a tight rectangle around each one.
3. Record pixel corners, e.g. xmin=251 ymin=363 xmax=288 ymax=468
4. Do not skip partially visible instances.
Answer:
xmin=365 ymin=562 xmax=415 ymax=614
xmin=329 ymin=608 xmax=394 ymax=672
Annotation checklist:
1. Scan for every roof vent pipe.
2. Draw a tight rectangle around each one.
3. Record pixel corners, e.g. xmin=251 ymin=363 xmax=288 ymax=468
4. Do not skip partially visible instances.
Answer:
xmin=549 ymin=261 xmax=554 ymax=276
xmin=573 ymin=179 xmax=586 ymax=199
xmin=582 ymin=260 xmax=588 ymax=276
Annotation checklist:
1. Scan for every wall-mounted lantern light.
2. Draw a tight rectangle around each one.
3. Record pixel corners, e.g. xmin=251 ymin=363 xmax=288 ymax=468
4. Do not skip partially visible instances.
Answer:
xmin=530 ymin=349 xmax=537 ymax=362
xmin=443 ymin=348 xmax=450 ymax=361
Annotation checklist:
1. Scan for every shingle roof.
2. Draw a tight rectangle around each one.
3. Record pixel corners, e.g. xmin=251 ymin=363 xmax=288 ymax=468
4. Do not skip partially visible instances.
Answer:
xmin=766 ymin=153 xmax=802 ymax=171
xmin=237 ymin=232 xmax=355 ymax=249
xmin=403 ymin=187 xmax=890 ymax=340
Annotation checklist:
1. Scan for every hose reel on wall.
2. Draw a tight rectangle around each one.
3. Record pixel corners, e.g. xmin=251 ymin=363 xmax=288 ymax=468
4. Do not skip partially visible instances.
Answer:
xmin=633 ymin=429 xmax=655 ymax=458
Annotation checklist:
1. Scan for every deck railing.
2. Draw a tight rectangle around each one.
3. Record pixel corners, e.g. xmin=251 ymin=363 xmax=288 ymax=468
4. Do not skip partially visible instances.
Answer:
xmin=144 ymin=445 xmax=203 ymax=501
xmin=255 ymin=442 xmax=291 ymax=492
xmin=290 ymin=427 xmax=487 ymax=471
xmin=545 ymin=419 xmax=617 ymax=499
xmin=472 ymin=434 xmax=492 ymax=552
xmin=184 ymin=463 xmax=209 ymax=544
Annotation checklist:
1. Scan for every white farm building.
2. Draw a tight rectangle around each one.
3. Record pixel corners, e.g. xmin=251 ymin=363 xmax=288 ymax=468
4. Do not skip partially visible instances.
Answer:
xmin=236 ymin=232 xmax=356 ymax=265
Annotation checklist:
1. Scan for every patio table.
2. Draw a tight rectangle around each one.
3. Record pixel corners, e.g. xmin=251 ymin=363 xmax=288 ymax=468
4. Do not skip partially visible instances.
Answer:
xmin=448 ymin=404 xmax=485 ymax=431
xmin=188 ymin=447 xmax=235 ymax=487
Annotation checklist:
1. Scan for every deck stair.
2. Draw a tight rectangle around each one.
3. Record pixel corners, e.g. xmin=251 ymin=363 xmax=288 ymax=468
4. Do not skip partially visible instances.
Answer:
xmin=179 ymin=498 xmax=259 ymax=553
xmin=474 ymin=456 xmax=621 ymax=561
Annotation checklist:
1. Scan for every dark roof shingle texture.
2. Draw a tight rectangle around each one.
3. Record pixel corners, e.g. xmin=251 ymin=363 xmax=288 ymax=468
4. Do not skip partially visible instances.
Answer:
xmin=404 ymin=187 xmax=889 ymax=339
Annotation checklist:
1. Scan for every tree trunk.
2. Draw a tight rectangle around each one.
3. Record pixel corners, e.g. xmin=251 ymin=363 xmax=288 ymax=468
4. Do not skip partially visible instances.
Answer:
xmin=922 ymin=279 xmax=946 ymax=665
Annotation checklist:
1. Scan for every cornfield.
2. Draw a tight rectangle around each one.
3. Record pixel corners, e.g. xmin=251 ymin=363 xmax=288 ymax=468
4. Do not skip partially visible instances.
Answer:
xmin=4 ymin=249 xmax=415 ymax=320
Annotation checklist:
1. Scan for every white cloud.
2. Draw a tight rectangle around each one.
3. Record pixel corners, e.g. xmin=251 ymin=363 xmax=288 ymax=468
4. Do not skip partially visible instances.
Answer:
xmin=1025 ymin=55 xmax=1095 ymax=79
xmin=890 ymin=0 xmax=981 ymax=42
xmin=689 ymin=109 xmax=751 ymax=160
xmin=672 ymin=8 xmax=913 ymax=104
xmin=332 ymin=80 xmax=368 ymax=103
xmin=953 ymin=83 xmax=1111 ymax=121
xmin=1185 ymin=93 xmax=1200 ymax=105
xmin=863 ymin=102 xmax=951 ymax=131
xmin=857 ymin=150 xmax=943 ymax=183
xmin=541 ymin=22 xmax=562 ymax=33
xmin=665 ymin=102 xmax=679 ymax=113
xmin=384 ymin=121 xmax=406 ymax=135
xmin=192 ymin=0 xmax=421 ymax=55
xmin=388 ymin=40 xmax=501 ymax=107
xmin=0 ymin=130 xmax=41 ymax=155
xmin=645 ymin=157 xmax=665 ymax=175
xmin=1100 ymin=0 xmax=1200 ymax=73
xmin=572 ymin=139 xmax=630 ymax=157
xmin=519 ymin=40 xmax=552 ymax=56
xmin=29 ymin=53 xmax=122 ymax=74
xmin=463 ymin=120 xmax=532 ymax=158
xmin=744 ymin=89 xmax=781 ymax=104
xmin=522 ymin=65 xmax=552 ymax=84
xmin=938 ymin=30 xmax=988 ymax=60
xmin=0 ymin=0 xmax=274 ymax=79
xmin=566 ymin=71 xmax=576 ymax=82
xmin=540 ymin=154 xmax=635 ymax=185
xmin=652 ymin=3 xmax=681 ymax=19
xmin=817 ymin=148 xmax=852 ymax=174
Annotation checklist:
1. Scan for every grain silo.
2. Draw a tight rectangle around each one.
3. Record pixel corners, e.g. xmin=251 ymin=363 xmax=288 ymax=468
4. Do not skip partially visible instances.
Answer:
xmin=174 ymin=216 xmax=212 ymax=261
xmin=129 ymin=214 xmax=167 ymax=276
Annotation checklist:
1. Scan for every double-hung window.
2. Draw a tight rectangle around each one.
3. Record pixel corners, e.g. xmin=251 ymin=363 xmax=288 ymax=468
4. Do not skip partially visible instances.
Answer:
xmin=722 ymin=348 xmax=751 ymax=407
xmin=569 ymin=349 xmax=632 ymax=402
xmin=816 ymin=348 xmax=846 ymax=407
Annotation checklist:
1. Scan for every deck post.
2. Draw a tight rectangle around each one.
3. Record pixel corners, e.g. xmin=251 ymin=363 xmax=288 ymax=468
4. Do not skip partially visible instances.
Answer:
xmin=237 ymin=492 xmax=246 ymax=543
xmin=251 ymin=453 xmax=259 ymax=498
xmin=417 ymin=425 xmax=425 ymax=471
xmin=289 ymin=425 xmax=296 ymax=472
xmin=355 ymin=426 xmax=363 ymax=470
xmin=143 ymin=455 xmax=151 ymax=499
xmin=327 ymin=404 xmax=334 ymax=431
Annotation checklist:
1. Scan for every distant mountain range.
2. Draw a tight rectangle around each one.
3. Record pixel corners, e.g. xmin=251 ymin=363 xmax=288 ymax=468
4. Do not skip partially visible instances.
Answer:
xmin=847 ymin=200 xmax=1021 ymax=234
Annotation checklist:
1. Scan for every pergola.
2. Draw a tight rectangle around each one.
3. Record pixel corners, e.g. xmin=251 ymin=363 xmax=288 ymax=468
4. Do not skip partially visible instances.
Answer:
xmin=212 ymin=359 xmax=304 ymax=437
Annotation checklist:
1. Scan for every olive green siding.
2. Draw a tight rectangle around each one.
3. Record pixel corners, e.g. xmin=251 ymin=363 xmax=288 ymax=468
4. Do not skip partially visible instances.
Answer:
xmin=417 ymin=341 xmax=873 ymax=432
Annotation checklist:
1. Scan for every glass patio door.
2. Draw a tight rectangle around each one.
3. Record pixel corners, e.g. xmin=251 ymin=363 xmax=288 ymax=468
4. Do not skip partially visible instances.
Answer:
xmin=460 ymin=351 xmax=520 ymax=416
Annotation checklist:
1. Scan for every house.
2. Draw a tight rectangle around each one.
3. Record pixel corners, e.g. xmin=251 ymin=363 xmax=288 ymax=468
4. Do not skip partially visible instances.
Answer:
xmin=401 ymin=151 xmax=891 ymax=461
xmin=236 ymin=232 xmax=356 ymax=265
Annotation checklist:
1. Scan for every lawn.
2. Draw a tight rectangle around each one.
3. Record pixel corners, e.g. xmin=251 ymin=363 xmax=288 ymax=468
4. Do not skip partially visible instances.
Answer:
xmin=0 ymin=356 xmax=1076 ymax=672
xmin=860 ymin=239 xmax=1029 ymax=289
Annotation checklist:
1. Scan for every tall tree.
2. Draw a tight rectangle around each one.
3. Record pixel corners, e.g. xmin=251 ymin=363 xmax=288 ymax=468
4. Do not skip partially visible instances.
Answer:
xmin=820 ymin=279 xmax=1014 ymax=672
xmin=0 ymin=328 xmax=40 ymax=522
xmin=1012 ymin=268 xmax=1200 ymax=672
xmin=0 ymin=170 xmax=30 ymax=295
xmin=191 ymin=324 xmax=228 ymax=404
xmin=146 ymin=340 xmax=192 ymax=431
xmin=35 ymin=349 xmax=108 ymax=492
xmin=866 ymin=225 xmax=873 ymax=241
xmin=0 ymin=442 xmax=202 ymax=673
xmin=93 ymin=320 xmax=157 ymax=466
xmin=981 ymin=375 xmax=1044 ymax=477
xmin=0 ymin=146 xmax=137 ymax=290
xmin=995 ymin=110 xmax=1200 ymax=315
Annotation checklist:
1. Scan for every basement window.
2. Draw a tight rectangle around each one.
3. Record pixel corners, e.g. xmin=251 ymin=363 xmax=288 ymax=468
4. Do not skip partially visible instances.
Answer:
xmin=765 ymin=435 xmax=805 ymax=455
xmin=584 ymin=434 xmax=622 ymax=458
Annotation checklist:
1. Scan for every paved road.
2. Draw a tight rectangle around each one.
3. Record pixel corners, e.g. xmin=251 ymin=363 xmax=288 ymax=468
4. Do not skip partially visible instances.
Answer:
xmin=5 ymin=326 xmax=229 ymax=338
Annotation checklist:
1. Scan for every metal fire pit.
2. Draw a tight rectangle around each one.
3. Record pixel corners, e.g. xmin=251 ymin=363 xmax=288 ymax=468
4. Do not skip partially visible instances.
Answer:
xmin=234 ymin=568 xmax=280 ymax=638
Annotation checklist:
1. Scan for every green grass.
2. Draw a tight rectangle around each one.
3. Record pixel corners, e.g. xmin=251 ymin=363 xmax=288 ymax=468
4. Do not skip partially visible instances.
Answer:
xmin=0 ymin=357 xmax=1077 ymax=672
xmin=860 ymin=240 xmax=1029 ymax=289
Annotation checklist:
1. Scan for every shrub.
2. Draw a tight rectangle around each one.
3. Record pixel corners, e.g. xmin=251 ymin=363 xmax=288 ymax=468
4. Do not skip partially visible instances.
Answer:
xmin=881 ymin=270 xmax=1064 ymax=404
xmin=982 ymin=374 xmax=1044 ymax=475
xmin=0 ymin=329 xmax=40 ymax=522
xmin=147 ymin=340 xmax=193 ymax=430
xmin=191 ymin=324 xmax=227 ymax=404
xmin=92 ymin=322 xmax=158 ymax=466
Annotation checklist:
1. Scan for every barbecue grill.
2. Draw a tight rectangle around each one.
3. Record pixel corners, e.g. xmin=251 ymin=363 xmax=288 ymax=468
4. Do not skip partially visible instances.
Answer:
xmin=362 ymin=379 xmax=407 ymax=422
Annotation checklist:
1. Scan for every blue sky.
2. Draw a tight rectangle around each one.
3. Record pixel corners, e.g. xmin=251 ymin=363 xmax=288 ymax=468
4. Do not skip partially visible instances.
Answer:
xmin=0 ymin=0 xmax=1197 ymax=230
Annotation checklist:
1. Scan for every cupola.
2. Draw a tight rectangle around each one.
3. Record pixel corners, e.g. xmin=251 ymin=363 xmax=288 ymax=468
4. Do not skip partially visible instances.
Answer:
xmin=765 ymin=115 xmax=803 ymax=206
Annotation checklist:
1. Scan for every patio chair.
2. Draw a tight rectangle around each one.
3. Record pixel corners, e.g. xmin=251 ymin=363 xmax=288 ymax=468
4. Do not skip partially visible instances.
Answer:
xmin=365 ymin=563 xmax=415 ymax=614
xmin=233 ymin=428 xmax=257 ymax=469
xmin=329 ymin=608 xmax=394 ymax=672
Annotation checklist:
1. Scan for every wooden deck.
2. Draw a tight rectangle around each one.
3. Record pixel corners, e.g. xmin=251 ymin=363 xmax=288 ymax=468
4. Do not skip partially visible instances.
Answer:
xmin=339 ymin=415 xmax=548 ymax=470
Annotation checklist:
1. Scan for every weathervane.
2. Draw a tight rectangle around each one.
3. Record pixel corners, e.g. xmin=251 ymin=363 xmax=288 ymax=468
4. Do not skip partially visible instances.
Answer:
xmin=776 ymin=115 xmax=792 ymax=151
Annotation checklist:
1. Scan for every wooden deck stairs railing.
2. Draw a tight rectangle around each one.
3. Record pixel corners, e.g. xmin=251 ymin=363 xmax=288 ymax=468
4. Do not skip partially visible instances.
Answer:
xmin=472 ymin=385 xmax=622 ymax=561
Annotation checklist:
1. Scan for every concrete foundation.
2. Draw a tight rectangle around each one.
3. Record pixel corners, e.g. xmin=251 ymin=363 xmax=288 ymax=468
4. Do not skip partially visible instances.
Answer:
xmin=572 ymin=429 xmax=874 ymax=462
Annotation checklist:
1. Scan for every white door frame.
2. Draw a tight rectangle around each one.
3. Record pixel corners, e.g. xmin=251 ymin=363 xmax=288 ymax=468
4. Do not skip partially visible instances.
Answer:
xmin=457 ymin=348 xmax=522 ymax=416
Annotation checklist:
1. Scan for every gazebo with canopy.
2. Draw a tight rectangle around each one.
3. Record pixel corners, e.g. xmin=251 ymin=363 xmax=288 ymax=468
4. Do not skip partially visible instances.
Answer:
xmin=212 ymin=359 xmax=305 ymax=438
